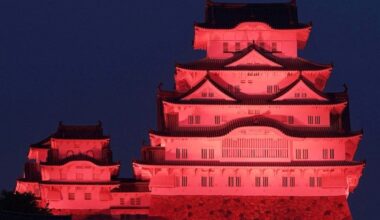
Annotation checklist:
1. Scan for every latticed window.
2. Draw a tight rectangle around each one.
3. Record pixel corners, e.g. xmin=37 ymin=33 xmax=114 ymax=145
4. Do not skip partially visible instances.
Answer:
xmin=302 ymin=149 xmax=309 ymax=159
xmin=209 ymin=149 xmax=214 ymax=159
xmin=68 ymin=193 xmax=75 ymax=200
xmin=228 ymin=177 xmax=234 ymax=187
xmin=84 ymin=193 xmax=92 ymax=200
xmin=215 ymin=115 xmax=221 ymax=124
xmin=309 ymin=177 xmax=315 ymax=187
xmin=323 ymin=149 xmax=329 ymax=159
xmin=195 ymin=115 xmax=201 ymax=124
xmin=272 ymin=42 xmax=277 ymax=52
xmin=290 ymin=177 xmax=296 ymax=187
xmin=201 ymin=149 xmax=207 ymax=159
xmin=330 ymin=149 xmax=335 ymax=159
xmin=263 ymin=177 xmax=269 ymax=187
xmin=296 ymin=149 xmax=301 ymax=159
xmin=120 ymin=198 xmax=125 ymax=205
xmin=175 ymin=148 xmax=180 ymax=159
xmin=181 ymin=176 xmax=188 ymax=187
xmin=308 ymin=116 xmax=314 ymax=124
xmin=223 ymin=42 xmax=229 ymax=53
xmin=282 ymin=177 xmax=288 ymax=187
xmin=315 ymin=116 xmax=321 ymax=124
xmin=255 ymin=177 xmax=261 ymax=187
xmin=288 ymin=116 xmax=294 ymax=124
xmin=201 ymin=176 xmax=207 ymax=187
xmin=181 ymin=149 xmax=188 ymax=159
xmin=235 ymin=42 xmax=241 ymax=51
xmin=188 ymin=115 xmax=194 ymax=124
xmin=236 ymin=177 xmax=241 ymax=187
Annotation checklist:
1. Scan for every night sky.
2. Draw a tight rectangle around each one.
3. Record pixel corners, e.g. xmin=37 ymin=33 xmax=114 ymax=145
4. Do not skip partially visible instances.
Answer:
xmin=0 ymin=0 xmax=378 ymax=218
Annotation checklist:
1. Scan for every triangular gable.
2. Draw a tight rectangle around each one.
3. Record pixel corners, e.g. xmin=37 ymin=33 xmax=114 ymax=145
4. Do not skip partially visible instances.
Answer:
xmin=181 ymin=79 xmax=236 ymax=101
xmin=226 ymin=48 xmax=282 ymax=67
xmin=274 ymin=80 xmax=328 ymax=101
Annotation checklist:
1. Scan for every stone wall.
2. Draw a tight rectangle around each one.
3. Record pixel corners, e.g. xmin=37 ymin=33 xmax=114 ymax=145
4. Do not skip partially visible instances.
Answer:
xmin=149 ymin=195 xmax=351 ymax=220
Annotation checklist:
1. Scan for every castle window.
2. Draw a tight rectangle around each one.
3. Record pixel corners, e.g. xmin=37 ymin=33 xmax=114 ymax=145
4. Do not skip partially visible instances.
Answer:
xmin=68 ymin=193 xmax=75 ymax=200
xmin=236 ymin=177 xmax=242 ymax=187
xmin=215 ymin=115 xmax=221 ymax=124
xmin=228 ymin=177 xmax=234 ymax=187
xmin=188 ymin=115 xmax=194 ymax=124
xmin=272 ymin=42 xmax=277 ymax=52
xmin=136 ymin=198 xmax=141 ymax=206
xmin=201 ymin=149 xmax=207 ymax=159
xmin=323 ymin=148 xmax=334 ymax=159
xmin=255 ymin=177 xmax=261 ymax=187
xmin=188 ymin=115 xmax=200 ymax=124
xmin=296 ymin=149 xmax=301 ymax=159
xmin=267 ymin=85 xmax=273 ymax=94
xmin=302 ymin=149 xmax=309 ymax=159
xmin=195 ymin=115 xmax=201 ymax=124
xmin=310 ymin=177 xmax=322 ymax=187
xmin=120 ymin=198 xmax=125 ymax=205
xmin=84 ymin=193 xmax=92 ymax=200
xmin=201 ymin=176 xmax=214 ymax=187
xmin=209 ymin=149 xmax=215 ymax=159
xmin=208 ymin=92 xmax=214 ymax=97
xmin=181 ymin=149 xmax=188 ymax=159
xmin=288 ymin=116 xmax=294 ymax=124
xmin=282 ymin=177 xmax=288 ymax=187
xmin=182 ymin=176 xmax=188 ymax=187
xmin=290 ymin=177 xmax=296 ymax=187
xmin=263 ymin=177 xmax=269 ymax=187
xmin=308 ymin=116 xmax=314 ymax=124
xmin=201 ymin=176 xmax=207 ymax=187
xmin=330 ymin=149 xmax=335 ymax=159
xmin=223 ymin=42 xmax=229 ymax=53
xmin=201 ymin=92 xmax=207 ymax=97
xmin=309 ymin=177 xmax=315 ymax=187
xmin=317 ymin=177 xmax=322 ymax=187
xmin=315 ymin=116 xmax=321 ymax=124
xmin=323 ymin=149 xmax=328 ymax=159
xmin=176 ymin=148 xmax=180 ymax=159
xmin=130 ymin=198 xmax=136 ymax=206
xmin=235 ymin=42 xmax=241 ymax=51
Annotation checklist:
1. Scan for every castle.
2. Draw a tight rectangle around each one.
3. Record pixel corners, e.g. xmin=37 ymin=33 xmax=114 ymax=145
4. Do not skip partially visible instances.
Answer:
xmin=15 ymin=1 xmax=365 ymax=219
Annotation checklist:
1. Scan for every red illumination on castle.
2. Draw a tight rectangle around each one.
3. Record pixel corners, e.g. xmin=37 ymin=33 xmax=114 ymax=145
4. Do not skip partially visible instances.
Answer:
xmin=15 ymin=1 xmax=365 ymax=219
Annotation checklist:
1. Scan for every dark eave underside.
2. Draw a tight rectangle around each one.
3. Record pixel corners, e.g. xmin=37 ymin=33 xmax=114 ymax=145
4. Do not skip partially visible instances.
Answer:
xmin=198 ymin=0 xmax=309 ymax=29
xmin=151 ymin=116 xmax=361 ymax=138
xmin=177 ymin=46 xmax=331 ymax=71
xmin=135 ymin=160 xmax=365 ymax=167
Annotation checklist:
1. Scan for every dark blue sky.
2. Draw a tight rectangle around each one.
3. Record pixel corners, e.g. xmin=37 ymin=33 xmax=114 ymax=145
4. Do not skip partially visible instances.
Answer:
xmin=0 ymin=0 xmax=378 ymax=218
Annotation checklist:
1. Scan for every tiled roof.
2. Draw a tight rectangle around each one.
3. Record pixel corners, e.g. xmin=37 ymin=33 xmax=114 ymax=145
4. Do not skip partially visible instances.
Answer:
xmin=151 ymin=116 xmax=362 ymax=138
xmin=52 ymin=121 xmax=108 ymax=139
xmin=176 ymin=74 xmax=236 ymax=100
xmin=197 ymin=0 xmax=309 ymax=29
xmin=176 ymin=45 xmax=331 ymax=71
xmin=135 ymin=160 xmax=365 ymax=168
xmin=40 ymin=154 xmax=119 ymax=166
xmin=162 ymin=75 xmax=347 ymax=105
xmin=111 ymin=179 xmax=150 ymax=193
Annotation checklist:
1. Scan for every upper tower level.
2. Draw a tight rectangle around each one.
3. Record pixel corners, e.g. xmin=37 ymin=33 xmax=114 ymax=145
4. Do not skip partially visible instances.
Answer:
xmin=194 ymin=0 xmax=311 ymax=58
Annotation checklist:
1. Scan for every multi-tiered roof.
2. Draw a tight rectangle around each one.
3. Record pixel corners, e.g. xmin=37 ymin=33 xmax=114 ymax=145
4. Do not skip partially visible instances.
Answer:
xmin=133 ymin=0 xmax=365 ymax=201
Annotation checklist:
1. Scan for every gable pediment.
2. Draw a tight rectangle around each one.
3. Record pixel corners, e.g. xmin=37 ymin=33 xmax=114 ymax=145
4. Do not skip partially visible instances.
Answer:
xmin=274 ymin=80 xmax=328 ymax=101
xmin=181 ymin=79 xmax=236 ymax=101
xmin=226 ymin=49 xmax=282 ymax=67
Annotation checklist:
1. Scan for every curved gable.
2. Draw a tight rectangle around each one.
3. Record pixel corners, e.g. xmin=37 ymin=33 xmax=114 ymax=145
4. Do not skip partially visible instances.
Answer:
xmin=181 ymin=77 xmax=236 ymax=101
xmin=274 ymin=80 xmax=328 ymax=101
xmin=226 ymin=49 xmax=282 ymax=67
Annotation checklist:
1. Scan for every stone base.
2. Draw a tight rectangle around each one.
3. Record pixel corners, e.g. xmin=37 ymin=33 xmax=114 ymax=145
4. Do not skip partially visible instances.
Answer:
xmin=149 ymin=195 xmax=352 ymax=220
